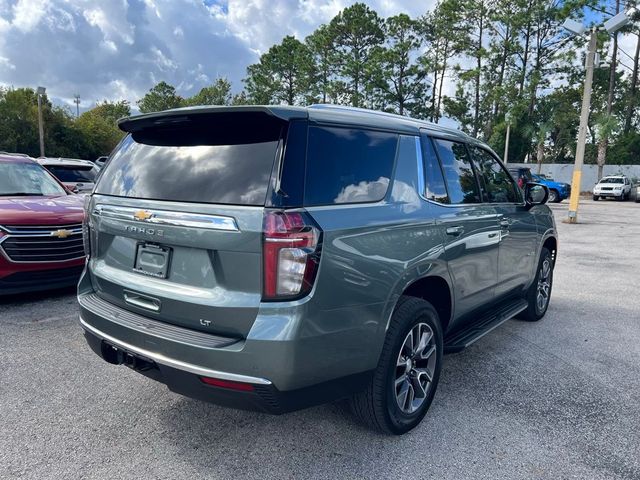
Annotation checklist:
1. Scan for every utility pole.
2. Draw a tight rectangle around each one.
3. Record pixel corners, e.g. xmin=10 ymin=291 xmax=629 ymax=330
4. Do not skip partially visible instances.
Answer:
xmin=567 ymin=28 xmax=597 ymax=224
xmin=36 ymin=86 xmax=46 ymax=158
xmin=74 ymin=94 xmax=81 ymax=117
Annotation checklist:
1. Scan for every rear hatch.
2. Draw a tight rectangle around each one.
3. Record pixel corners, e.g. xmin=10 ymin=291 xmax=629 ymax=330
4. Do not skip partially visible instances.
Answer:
xmin=86 ymin=108 xmax=303 ymax=338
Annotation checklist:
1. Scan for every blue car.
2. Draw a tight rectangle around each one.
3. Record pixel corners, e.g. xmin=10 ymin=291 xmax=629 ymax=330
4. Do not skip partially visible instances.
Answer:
xmin=532 ymin=173 xmax=570 ymax=203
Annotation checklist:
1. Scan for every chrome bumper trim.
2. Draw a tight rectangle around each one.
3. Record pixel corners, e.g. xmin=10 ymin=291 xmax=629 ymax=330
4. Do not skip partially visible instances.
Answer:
xmin=79 ymin=316 xmax=272 ymax=385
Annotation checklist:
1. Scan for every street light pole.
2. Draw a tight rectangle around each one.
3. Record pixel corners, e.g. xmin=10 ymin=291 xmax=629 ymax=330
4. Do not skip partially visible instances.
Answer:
xmin=503 ymin=120 xmax=511 ymax=164
xmin=567 ymin=28 xmax=597 ymax=224
xmin=36 ymin=86 xmax=46 ymax=158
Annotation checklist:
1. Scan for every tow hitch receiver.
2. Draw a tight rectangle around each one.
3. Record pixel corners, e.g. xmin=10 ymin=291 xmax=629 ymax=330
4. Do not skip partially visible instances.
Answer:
xmin=101 ymin=341 xmax=155 ymax=372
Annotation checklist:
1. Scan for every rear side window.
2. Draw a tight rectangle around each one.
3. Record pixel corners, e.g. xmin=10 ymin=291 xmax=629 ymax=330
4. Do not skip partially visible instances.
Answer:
xmin=95 ymin=113 xmax=283 ymax=205
xmin=421 ymin=136 xmax=449 ymax=203
xmin=45 ymin=165 xmax=97 ymax=183
xmin=469 ymin=146 xmax=520 ymax=203
xmin=305 ymin=126 xmax=398 ymax=206
xmin=432 ymin=139 xmax=481 ymax=204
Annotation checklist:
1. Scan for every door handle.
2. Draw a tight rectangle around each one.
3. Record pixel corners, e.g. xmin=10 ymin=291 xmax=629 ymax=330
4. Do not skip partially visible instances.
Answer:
xmin=446 ymin=226 xmax=464 ymax=237
xmin=500 ymin=218 xmax=511 ymax=228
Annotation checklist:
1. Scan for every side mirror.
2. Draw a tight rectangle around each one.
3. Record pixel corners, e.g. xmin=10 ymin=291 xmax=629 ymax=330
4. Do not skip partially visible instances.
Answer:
xmin=525 ymin=182 xmax=549 ymax=208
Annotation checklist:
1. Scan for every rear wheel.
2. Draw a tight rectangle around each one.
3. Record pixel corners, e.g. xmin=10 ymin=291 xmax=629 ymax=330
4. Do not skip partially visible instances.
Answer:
xmin=519 ymin=247 xmax=553 ymax=322
xmin=350 ymin=296 xmax=443 ymax=435
xmin=548 ymin=189 xmax=559 ymax=203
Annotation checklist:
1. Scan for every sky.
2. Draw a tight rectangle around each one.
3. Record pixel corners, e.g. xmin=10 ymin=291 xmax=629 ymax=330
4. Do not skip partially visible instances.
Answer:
xmin=0 ymin=0 xmax=434 ymax=113
xmin=0 ymin=0 xmax=637 ymax=115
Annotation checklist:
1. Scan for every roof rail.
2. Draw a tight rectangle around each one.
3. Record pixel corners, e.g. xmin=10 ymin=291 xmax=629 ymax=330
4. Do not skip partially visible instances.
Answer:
xmin=308 ymin=104 xmax=467 ymax=138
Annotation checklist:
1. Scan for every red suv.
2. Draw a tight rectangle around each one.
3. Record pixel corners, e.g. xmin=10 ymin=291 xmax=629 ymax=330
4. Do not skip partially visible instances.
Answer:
xmin=0 ymin=154 xmax=85 ymax=295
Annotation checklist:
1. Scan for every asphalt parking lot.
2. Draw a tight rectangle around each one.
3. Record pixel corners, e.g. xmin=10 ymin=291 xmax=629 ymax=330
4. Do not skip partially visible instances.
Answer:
xmin=1 ymin=200 xmax=639 ymax=480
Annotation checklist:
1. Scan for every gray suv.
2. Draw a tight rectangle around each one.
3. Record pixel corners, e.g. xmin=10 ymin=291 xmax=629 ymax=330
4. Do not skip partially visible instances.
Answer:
xmin=78 ymin=105 xmax=557 ymax=434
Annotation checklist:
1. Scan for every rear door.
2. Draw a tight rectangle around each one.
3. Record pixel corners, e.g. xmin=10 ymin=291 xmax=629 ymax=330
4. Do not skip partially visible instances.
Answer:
xmin=424 ymin=136 xmax=500 ymax=319
xmin=87 ymin=111 xmax=290 ymax=338
xmin=469 ymin=145 xmax=538 ymax=297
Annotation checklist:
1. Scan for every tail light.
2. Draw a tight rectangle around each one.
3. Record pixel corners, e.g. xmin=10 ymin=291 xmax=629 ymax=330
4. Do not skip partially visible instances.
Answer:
xmin=82 ymin=195 xmax=92 ymax=257
xmin=262 ymin=210 xmax=321 ymax=300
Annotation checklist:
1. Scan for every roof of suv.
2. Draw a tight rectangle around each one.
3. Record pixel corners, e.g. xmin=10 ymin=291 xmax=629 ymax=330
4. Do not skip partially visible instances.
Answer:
xmin=118 ymin=104 xmax=475 ymax=144
xmin=37 ymin=157 xmax=95 ymax=167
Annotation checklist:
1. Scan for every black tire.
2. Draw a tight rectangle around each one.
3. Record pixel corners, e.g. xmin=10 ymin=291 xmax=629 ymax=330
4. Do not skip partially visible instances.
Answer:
xmin=350 ymin=296 xmax=443 ymax=435
xmin=593 ymin=195 xmax=599 ymax=201
xmin=548 ymin=189 xmax=559 ymax=203
xmin=519 ymin=247 xmax=554 ymax=322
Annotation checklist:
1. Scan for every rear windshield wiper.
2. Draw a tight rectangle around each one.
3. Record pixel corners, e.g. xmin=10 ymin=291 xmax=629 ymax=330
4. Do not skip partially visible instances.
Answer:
xmin=0 ymin=192 xmax=45 ymax=196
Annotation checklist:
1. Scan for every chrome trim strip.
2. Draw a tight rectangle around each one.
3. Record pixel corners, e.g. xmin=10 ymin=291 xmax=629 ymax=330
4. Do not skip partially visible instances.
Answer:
xmin=79 ymin=316 xmax=272 ymax=385
xmin=93 ymin=205 xmax=239 ymax=231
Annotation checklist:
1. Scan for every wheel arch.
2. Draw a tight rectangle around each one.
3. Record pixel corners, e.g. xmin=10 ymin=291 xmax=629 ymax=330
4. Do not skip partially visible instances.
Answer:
xmin=542 ymin=235 xmax=558 ymax=265
xmin=399 ymin=275 xmax=453 ymax=334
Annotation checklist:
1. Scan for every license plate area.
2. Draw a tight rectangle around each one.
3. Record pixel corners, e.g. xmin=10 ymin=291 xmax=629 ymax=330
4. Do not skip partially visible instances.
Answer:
xmin=133 ymin=243 xmax=172 ymax=279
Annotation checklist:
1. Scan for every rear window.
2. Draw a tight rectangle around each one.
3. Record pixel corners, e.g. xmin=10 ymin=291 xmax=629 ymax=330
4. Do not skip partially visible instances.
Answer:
xmin=45 ymin=165 xmax=96 ymax=183
xmin=95 ymin=112 xmax=284 ymax=205
xmin=305 ymin=126 xmax=398 ymax=206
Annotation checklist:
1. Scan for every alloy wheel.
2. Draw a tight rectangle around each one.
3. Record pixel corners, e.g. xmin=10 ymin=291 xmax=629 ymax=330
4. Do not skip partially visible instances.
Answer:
xmin=536 ymin=257 xmax=552 ymax=313
xmin=394 ymin=323 xmax=437 ymax=414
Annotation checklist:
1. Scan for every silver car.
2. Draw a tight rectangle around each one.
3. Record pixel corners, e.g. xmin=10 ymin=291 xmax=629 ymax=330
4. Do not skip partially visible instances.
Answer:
xmin=37 ymin=157 xmax=99 ymax=193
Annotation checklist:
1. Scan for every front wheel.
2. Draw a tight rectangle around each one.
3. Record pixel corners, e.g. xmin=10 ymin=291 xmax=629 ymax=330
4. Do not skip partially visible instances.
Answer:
xmin=593 ymin=195 xmax=599 ymax=201
xmin=350 ymin=296 xmax=443 ymax=435
xmin=519 ymin=247 xmax=554 ymax=322
xmin=548 ymin=189 xmax=559 ymax=203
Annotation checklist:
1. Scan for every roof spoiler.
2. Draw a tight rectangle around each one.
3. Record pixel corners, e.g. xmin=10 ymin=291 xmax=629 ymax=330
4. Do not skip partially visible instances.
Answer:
xmin=118 ymin=105 xmax=308 ymax=133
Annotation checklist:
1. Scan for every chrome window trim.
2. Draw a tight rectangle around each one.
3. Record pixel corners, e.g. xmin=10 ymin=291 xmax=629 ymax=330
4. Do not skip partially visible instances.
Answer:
xmin=93 ymin=205 xmax=239 ymax=232
xmin=79 ymin=316 xmax=272 ymax=385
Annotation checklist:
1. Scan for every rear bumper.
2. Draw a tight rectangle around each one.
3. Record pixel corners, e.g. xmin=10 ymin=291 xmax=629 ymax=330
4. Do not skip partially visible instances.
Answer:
xmin=77 ymin=263 xmax=378 ymax=411
xmin=82 ymin=319 xmax=372 ymax=414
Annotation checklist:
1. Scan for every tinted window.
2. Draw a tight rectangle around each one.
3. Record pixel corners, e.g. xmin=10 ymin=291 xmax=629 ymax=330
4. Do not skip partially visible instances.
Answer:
xmin=432 ymin=139 xmax=480 ymax=204
xmin=96 ymin=134 xmax=279 ymax=205
xmin=469 ymin=146 xmax=520 ymax=203
xmin=421 ymin=136 xmax=449 ymax=203
xmin=0 ymin=161 xmax=67 ymax=196
xmin=305 ymin=126 xmax=398 ymax=206
xmin=45 ymin=165 xmax=97 ymax=183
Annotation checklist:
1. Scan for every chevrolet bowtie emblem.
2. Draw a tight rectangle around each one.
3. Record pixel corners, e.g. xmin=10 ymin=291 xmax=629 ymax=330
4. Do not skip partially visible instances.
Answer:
xmin=133 ymin=210 xmax=153 ymax=221
xmin=51 ymin=229 xmax=73 ymax=239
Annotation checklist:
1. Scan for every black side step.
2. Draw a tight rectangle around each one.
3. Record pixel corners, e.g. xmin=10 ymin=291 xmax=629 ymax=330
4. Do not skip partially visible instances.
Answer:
xmin=444 ymin=298 xmax=528 ymax=353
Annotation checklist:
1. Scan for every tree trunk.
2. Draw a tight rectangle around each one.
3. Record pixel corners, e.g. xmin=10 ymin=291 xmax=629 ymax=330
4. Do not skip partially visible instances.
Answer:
xmin=493 ymin=23 xmax=510 ymax=120
xmin=623 ymin=33 xmax=640 ymax=134
xmin=596 ymin=137 xmax=606 ymax=180
xmin=473 ymin=9 xmax=483 ymax=137
xmin=430 ymin=40 xmax=440 ymax=122
xmin=596 ymin=0 xmax=620 ymax=181
xmin=436 ymin=43 xmax=448 ymax=122
xmin=520 ymin=22 xmax=531 ymax=95
xmin=536 ymin=139 xmax=544 ymax=174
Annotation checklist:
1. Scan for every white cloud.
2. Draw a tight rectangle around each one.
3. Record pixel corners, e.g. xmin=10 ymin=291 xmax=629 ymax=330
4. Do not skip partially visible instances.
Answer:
xmin=11 ymin=0 xmax=49 ymax=32
xmin=0 ymin=0 xmax=438 ymax=110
